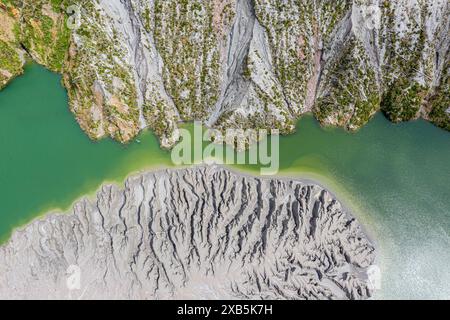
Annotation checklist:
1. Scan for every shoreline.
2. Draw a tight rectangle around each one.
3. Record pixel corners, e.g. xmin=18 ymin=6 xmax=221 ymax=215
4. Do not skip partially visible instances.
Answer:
xmin=1 ymin=163 xmax=379 ymax=258
xmin=0 ymin=162 xmax=172 ymax=245
xmin=227 ymin=165 xmax=381 ymax=256
xmin=0 ymin=163 xmax=377 ymax=300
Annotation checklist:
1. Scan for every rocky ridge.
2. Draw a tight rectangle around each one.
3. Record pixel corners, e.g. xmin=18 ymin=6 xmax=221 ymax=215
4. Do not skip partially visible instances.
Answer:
xmin=0 ymin=0 xmax=448 ymax=147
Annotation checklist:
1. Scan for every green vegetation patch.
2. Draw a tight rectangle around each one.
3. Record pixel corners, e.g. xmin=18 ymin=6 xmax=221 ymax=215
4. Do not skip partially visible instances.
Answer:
xmin=315 ymin=36 xmax=380 ymax=129
xmin=254 ymin=0 xmax=352 ymax=113
xmin=19 ymin=0 xmax=71 ymax=72
xmin=153 ymin=0 xmax=228 ymax=120
xmin=428 ymin=61 xmax=450 ymax=131
xmin=0 ymin=39 xmax=22 ymax=74
xmin=381 ymin=78 xmax=424 ymax=122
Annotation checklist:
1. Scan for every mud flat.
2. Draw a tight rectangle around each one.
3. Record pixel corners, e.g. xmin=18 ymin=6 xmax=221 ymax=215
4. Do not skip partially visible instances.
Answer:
xmin=0 ymin=165 xmax=375 ymax=300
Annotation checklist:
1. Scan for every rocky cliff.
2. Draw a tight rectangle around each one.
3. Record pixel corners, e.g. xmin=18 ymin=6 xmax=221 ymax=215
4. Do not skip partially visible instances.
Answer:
xmin=0 ymin=0 xmax=448 ymax=147
xmin=0 ymin=166 xmax=375 ymax=299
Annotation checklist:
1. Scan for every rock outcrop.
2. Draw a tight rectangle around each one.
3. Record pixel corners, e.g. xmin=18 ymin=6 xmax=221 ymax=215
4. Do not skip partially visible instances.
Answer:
xmin=0 ymin=166 xmax=376 ymax=300
xmin=1 ymin=0 xmax=448 ymax=145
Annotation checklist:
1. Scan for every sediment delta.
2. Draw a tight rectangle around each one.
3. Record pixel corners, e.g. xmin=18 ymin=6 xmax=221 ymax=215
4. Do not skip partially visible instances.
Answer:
xmin=0 ymin=165 xmax=375 ymax=300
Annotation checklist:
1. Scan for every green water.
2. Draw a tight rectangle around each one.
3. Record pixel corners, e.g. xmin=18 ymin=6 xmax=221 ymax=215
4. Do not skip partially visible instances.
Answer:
xmin=0 ymin=64 xmax=449 ymax=299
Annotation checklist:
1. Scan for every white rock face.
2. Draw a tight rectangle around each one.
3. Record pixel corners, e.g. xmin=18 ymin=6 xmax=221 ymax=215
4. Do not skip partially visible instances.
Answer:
xmin=62 ymin=0 xmax=448 ymax=146
xmin=1 ymin=0 xmax=449 ymax=144
xmin=0 ymin=166 xmax=375 ymax=300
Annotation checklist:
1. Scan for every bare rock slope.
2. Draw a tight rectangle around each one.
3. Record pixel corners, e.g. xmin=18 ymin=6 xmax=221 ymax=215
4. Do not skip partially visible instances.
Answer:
xmin=0 ymin=166 xmax=376 ymax=300
xmin=1 ymin=1 xmax=448 ymax=147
